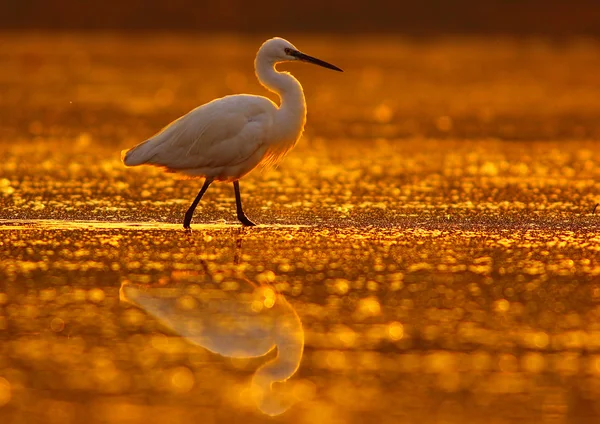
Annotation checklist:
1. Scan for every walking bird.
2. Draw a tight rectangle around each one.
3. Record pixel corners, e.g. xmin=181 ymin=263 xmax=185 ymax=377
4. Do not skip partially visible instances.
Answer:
xmin=121 ymin=37 xmax=342 ymax=229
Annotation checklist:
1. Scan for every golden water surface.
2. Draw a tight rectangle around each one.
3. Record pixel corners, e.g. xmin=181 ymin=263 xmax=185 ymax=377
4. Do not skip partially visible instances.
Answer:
xmin=1 ymin=34 xmax=600 ymax=423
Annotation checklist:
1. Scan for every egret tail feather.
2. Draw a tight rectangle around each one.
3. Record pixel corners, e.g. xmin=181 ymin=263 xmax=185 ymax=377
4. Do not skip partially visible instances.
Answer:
xmin=121 ymin=140 xmax=156 ymax=167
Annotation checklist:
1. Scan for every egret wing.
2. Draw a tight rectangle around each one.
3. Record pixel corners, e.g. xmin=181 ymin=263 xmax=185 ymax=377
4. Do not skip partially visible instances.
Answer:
xmin=145 ymin=96 xmax=275 ymax=173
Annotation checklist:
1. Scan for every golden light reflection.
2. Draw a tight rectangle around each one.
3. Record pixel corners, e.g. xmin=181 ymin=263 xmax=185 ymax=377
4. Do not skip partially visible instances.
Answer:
xmin=373 ymin=104 xmax=393 ymax=124
xmin=332 ymin=325 xmax=357 ymax=348
xmin=1 ymin=35 xmax=600 ymax=423
xmin=388 ymin=321 xmax=404 ymax=341
xmin=494 ymin=299 xmax=510 ymax=313
xmin=170 ymin=367 xmax=195 ymax=393
xmin=435 ymin=115 xmax=453 ymax=132
xmin=87 ymin=288 xmax=105 ymax=303
xmin=325 ymin=351 xmax=347 ymax=369
xmin=532 ymin=331 xmax=550 ymax=349
xmin=50 ymin=317 xmax=65 ymax=332
xmin=119 ymin=273 xmax=304 ymax=416
xmin=522 ymin=352 xmax=546 ymax=373
xmin=354 ymin=297 xmax=381 ymax=320
xmin=498 ymin=354 xmax=519 ymax=373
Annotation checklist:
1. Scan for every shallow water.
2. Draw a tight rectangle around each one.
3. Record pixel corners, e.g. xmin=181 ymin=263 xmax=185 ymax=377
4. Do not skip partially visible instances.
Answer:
xmin=1 ymin=34 xmax=600 ymax=423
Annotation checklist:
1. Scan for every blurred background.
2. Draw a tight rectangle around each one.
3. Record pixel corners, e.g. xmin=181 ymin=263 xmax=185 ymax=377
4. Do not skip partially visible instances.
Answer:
xmin=2 ymin=0 xmax=600 ymax=35
xmin=2 ymin=1 xmax=600 ymax=424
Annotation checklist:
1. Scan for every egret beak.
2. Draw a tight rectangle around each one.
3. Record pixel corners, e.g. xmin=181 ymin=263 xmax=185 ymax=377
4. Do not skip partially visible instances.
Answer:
xmin=291 ymin=50 xmax=343 ymax=72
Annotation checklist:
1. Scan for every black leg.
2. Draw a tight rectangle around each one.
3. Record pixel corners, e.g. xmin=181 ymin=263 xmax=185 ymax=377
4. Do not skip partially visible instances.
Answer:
xmin=183 ymin=178 xmax=213 ymax=229
xmin=233 ymin=180 xmax=256 ymax=227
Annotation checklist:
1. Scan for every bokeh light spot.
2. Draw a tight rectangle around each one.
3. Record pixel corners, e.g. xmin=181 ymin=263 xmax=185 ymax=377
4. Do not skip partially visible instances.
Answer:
xmin=170 ymin=367 xmax=195 ymax=393
xmin=50 ymin=317 xmax=65 ymax=332
xmin=388 ymin=322 xmax=404 ymax=341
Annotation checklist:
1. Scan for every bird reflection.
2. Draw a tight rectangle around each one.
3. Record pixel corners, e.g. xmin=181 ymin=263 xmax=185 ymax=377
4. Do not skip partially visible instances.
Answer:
xmin=119 ymin=275 xmax=304 ymax=416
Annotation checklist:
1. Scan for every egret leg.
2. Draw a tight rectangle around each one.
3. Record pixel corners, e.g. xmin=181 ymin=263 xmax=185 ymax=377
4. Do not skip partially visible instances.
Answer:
xmin=233 ymin=180 xmax=256 ymax=227
xmin=183 ymin=178 xmax=213 ymax=229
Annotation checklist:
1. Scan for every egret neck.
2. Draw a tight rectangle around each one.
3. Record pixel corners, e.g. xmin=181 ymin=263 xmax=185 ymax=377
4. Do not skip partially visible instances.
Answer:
xmin=254 ymin=51 xmax=307 ymax=142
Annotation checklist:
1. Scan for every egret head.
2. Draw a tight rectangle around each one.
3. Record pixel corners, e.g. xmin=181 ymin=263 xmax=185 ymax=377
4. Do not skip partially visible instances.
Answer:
xmin=259 ymin=37 xmax=343 ymax=72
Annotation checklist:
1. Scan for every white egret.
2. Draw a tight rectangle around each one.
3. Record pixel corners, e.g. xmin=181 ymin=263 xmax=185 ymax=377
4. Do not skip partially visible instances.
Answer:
xmin=121 ymin=37 xmax=343 ymax=228
xmin=120 ymin=278 xmax=304 ymax=416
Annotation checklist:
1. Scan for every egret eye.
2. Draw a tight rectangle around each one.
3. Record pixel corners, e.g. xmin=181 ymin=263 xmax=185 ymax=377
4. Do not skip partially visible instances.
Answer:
xmin=284 ymin=48 xmax=293 ymax=55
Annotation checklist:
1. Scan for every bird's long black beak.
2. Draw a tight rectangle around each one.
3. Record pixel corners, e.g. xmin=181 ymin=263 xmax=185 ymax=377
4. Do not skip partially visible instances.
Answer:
xmin=291 ymin=50 xmax=343 ymax=72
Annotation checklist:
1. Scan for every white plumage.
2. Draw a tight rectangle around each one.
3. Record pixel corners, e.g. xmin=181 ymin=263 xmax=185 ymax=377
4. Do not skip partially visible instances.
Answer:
xmin=123 ymin=95 xmax=277 ymax=179
xmin=122 ymin=37 xmax=342 ymax=229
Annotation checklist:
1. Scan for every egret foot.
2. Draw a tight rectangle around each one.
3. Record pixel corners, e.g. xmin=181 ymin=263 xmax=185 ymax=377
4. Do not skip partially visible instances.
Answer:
xmin=237 ymin=213 xmax=256 ymax=227
xmin=233 ymin=180 xmax=256 ymax=227
xmin=183 ymin=210 xmax=195 ymax=229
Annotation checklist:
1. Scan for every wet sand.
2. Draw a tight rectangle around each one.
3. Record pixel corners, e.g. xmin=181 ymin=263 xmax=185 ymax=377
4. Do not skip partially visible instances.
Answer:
xmin=1 ymin=34 xmax=600 ymax=423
